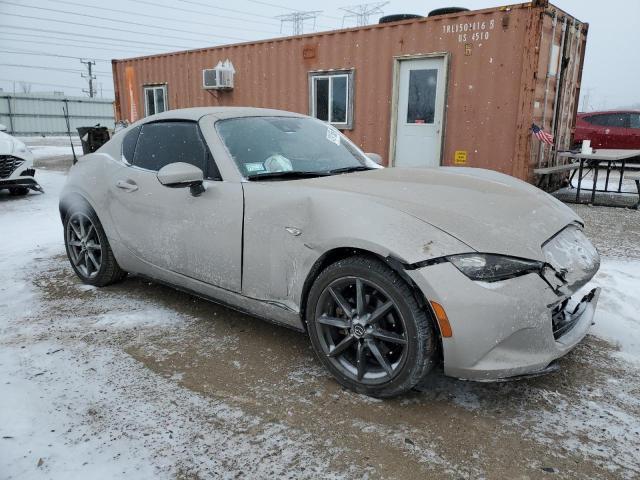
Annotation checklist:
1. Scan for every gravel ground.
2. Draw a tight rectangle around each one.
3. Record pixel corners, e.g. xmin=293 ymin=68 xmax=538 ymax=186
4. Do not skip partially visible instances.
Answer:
xmin=1 ymin=155 xmax=640 ymax=479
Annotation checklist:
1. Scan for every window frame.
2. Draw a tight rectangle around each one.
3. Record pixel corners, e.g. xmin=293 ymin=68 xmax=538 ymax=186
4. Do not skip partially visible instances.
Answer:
xmin=586 ymin=113 xmax=629 ymax=129
xmin=308 ymin=69 xmax=354 ymax=130
xmin=125 ymin=120 xmax=222 ymax=181
xmin=143 ymin=84 xmax=168 ymax=117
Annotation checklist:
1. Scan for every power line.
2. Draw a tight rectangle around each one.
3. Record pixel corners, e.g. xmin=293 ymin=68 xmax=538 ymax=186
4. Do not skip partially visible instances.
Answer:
xmin=178 ymin=0 xmax=280 ymax=21
xmin=0 ymin=34 xmax=161 ymax=56
xmin=246 ymin=0 xmax=341 ymax=21
xmin=0 ymin=7 xmax=248 ymax=43
xmin=0 ymin=63 xmax=112 ymax=77
xmin=45 ymin=0 xmax=281 ymax=35
xmin=132 ymin=0 xmax=282 ymax=28
xmin=0 ymin=78 xmax=113 ymax=93
xmin=0 ymin=29 xmax=172 ymax=53
xmin=0 ymin=48 xmax=111 ymax=62
xmin=0 ymin=24 xmax=197 ymax=50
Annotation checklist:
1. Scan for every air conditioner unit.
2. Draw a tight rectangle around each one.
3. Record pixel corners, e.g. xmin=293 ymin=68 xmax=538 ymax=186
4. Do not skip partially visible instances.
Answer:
xmin=202 ymin=59 xmax=235 ymax=90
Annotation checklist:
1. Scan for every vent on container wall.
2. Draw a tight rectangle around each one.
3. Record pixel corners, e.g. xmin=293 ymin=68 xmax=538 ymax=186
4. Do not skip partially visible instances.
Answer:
xmin=203 ymin=59 xmax=235 ymax=90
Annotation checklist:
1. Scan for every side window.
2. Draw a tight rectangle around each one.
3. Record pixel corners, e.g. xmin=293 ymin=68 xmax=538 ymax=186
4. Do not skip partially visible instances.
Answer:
xmin=309 ymin=70 xmax=353 ymax=129
xmin=143 ymin=85 xmax=167 ymax=116
xmin=121 ymin=125 xmax=141 ymax=163
xmin=132 ymin=121 xmax=220 ymax=180
xmin=629 ymin=113 xmax=640 ymax=129
xmin=587 ymin=113 xmax=627 ymax=128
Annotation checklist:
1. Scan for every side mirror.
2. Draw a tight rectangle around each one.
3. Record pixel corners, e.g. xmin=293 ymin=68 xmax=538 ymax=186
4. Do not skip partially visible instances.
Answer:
xmin=365 ymin=152 xmax=383 ymax=166
xmin=157 ymin=162 xmax=205 ymax=196
xmin=0 ymin=124 xmax=7 ymax=132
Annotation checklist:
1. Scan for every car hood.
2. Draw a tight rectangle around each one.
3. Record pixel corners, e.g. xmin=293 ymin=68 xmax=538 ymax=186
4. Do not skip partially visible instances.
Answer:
xmin=0 ymin=131 xmax=29 ymax=158
xmin=299 ymin=167 xmax=581 ymax=261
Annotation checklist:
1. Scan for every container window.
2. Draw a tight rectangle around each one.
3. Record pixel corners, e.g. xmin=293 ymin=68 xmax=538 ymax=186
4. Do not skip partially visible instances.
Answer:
xmin=309 ymin=70 xmax=353 ymax=129
xmin=406 ymin=69 xmax=438 ymax=124
xmin=143 ymin=85 xmax=168 ymax=117
xmin=314 ymin=78 xmax=329 ymax=121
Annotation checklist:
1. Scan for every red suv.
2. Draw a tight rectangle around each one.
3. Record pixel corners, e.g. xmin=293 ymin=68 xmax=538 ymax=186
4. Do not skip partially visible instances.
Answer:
xmin=574 ymin=110 xmax=640 ymax=149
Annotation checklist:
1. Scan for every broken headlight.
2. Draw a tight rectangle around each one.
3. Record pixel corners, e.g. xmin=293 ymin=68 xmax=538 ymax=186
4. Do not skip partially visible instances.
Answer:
xmin=447 ymin=254 xmax=543 ymax=282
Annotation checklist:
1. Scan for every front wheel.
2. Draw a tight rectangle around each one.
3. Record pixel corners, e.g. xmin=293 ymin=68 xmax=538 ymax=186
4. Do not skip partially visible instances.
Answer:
xmin=9 ymin=187 xmax=29 ymax=196
xmin=306 ymin=256 xmax=437 ymax=397
xmin=63 ymin=204 xmax=127 ymax=286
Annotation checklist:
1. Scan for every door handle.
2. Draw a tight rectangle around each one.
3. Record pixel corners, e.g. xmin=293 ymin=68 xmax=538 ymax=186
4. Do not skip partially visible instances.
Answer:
xmin=115 ymin=179 xmax=138 ymax=192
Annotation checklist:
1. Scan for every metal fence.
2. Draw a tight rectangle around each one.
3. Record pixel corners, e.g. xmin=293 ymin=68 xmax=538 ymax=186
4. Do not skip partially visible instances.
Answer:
xmin=0 ymin=93 xmax=115 ymax=135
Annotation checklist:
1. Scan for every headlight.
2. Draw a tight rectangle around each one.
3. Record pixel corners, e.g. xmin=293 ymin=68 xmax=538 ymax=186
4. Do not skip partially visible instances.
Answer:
xmin=447 ymin=254 xmax=543 ymax=282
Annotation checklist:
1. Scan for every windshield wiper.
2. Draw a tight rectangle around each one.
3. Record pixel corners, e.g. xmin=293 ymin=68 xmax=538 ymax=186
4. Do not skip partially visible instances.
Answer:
xmin=326 ymin=165 xmax=375 ymax=175
xmin=246 ymin=170 xmax=330 ymax=180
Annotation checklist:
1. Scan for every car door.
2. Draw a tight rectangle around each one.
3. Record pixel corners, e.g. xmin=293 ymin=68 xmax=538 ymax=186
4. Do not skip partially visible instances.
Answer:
xmin=606 ymin=113 xmax=631 ymax=148
xmin=628 ymin=113 xmax=640 ymax=149
xmin=107 ymin=120 xmax=243 ymax=292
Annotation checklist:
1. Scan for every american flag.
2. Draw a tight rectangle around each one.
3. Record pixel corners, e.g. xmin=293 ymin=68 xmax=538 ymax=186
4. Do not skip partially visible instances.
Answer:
xmin=531 ymin=123 xmax=554 ymax=146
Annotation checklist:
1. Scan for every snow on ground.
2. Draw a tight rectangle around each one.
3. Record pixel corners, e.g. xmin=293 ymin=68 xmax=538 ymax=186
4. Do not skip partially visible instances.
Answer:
xmin=29 ymin=146 xmax=76 ymax=160
xmin=0 ymin=171 xmax=345 ymax=479
xmin=18 ymin=136 xmax=81 ymax=161
xmin=578 ymin=260 xmax=640 ymax=364
xmin=2 ymin=169 xmax=640 ymax=478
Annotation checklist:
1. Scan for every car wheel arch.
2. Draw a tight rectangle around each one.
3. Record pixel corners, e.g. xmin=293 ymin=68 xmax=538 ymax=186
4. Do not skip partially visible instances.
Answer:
xmin=59 ymin=192 xmax=95 ymax=222
xmin=299 ymin=246 xmax=436 ymax=333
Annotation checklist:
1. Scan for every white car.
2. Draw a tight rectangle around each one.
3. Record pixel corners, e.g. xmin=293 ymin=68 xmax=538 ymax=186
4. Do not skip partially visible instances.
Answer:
xmin=0 ymin=124 xmax=42 ymax=195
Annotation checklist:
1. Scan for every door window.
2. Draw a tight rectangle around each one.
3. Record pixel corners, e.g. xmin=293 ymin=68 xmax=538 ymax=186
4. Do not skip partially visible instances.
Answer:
xmin=628 ymin=113 xmax=640 ymax=129
xmin=133 ymin=121 xmax=220 ymax=179
xmin=121 ymin=125 xmax=141 ymax=163
xmin=586 ymin=113 xmax=628 ymax=128
xmin=143 ymin=85 xmax=167 ymax=116
xmin=406 ymin=69 xmax=438 ymax=124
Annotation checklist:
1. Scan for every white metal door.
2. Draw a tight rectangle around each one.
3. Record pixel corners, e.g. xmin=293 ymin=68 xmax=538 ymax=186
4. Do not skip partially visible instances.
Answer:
xmin=393 ymin=57 xmax=446 ymax=167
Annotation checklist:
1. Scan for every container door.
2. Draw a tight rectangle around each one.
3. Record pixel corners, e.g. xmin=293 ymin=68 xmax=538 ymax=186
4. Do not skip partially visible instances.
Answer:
xmin=393 ymin=57 xmax=446 ymax=167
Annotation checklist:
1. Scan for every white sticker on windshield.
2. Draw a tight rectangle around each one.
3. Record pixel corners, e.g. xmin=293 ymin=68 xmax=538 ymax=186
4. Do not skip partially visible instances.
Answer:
xmin=245 ymin=162 xmax=265 ymax=173
xmin=326 ymin=126 xmax=341 ymax=146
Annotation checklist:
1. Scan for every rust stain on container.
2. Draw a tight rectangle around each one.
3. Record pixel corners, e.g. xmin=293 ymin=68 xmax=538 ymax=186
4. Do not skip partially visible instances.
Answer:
xmin=112 ymin=1 xmax=587 ymax=184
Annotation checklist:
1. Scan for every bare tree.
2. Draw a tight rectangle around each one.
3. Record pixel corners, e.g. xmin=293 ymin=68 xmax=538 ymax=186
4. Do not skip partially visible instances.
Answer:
xmin=19 ymin=81 xmax=32 ymax=94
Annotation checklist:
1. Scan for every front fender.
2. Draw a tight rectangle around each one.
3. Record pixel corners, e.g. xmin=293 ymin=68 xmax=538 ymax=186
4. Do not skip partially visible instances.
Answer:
xmin=242 ymin=183 xmax=473 ymax=312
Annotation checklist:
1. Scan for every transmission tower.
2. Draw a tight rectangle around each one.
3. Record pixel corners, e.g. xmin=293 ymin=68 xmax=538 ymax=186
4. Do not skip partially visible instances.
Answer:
xmin=80 ymin=58 xmax=96 ymax=98
xmin=277 ymin=11 xmax=322 ymax=35
xmin=340 ymin=2 xmax=388 ymax=27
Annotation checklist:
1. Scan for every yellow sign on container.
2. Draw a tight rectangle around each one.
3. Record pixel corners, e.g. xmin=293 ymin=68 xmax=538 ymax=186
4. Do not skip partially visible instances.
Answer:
xmin=454 ymin=150 xmax=468 ymax=165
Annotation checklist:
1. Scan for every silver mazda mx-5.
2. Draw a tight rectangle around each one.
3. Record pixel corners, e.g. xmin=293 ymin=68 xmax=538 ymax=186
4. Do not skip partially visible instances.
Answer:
xmin=60 ymin=107 xmax=600 ymax=397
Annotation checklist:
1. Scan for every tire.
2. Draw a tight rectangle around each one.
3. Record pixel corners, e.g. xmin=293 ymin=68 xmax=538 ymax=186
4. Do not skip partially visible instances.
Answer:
xmin=63 ymin=202 xmax=127 ymax=287
xmin=9 ymin=187 xmax=29 ymax=196
xmin=306 ymin=256 xmax=437 ymax=398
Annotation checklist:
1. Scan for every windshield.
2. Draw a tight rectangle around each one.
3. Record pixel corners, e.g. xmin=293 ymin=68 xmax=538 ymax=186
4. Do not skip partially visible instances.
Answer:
xmin=215 ymin=116 xmax=377 ymax=178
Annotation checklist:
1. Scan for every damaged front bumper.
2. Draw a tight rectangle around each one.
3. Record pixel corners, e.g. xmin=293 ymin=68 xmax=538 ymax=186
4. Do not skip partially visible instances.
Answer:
xmin=0 ymin=169 xmax=44 ymax=193
xmin=407 ymin=261 xmax=600 ymax=382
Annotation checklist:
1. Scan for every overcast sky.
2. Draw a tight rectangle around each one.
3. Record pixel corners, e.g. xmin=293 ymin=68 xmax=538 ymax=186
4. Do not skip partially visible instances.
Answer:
xmin=0 ymin=0 xmax=638 ymax=110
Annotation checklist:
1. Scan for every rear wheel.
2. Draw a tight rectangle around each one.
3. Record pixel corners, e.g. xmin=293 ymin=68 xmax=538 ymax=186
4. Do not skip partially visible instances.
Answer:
xmin=306 ymin=256 xmax=437 ymax=397
xmin=63 ymin=204 xmax=126 ymax=286
xmin=9 ymin=187 xmax=29 ymax=196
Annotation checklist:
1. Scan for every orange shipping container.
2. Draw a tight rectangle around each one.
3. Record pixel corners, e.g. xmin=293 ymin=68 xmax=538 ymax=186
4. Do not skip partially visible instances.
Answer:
xmin=112 ymin=0 xmax=588 ymax=185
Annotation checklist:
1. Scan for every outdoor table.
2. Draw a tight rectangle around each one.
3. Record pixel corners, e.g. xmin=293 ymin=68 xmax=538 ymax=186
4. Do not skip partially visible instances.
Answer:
xmin=556 ymin=149 xmax=640 ymax=205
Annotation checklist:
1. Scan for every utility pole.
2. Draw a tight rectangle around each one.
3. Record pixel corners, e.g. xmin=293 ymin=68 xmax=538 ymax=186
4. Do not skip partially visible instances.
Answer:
xmin=277 ymin=11 xmax=322 ymax=35
xmin=340 ymin=2 xmax=388 ymax=27
xmin=80 ymin=58 xmax=96 ymax=98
